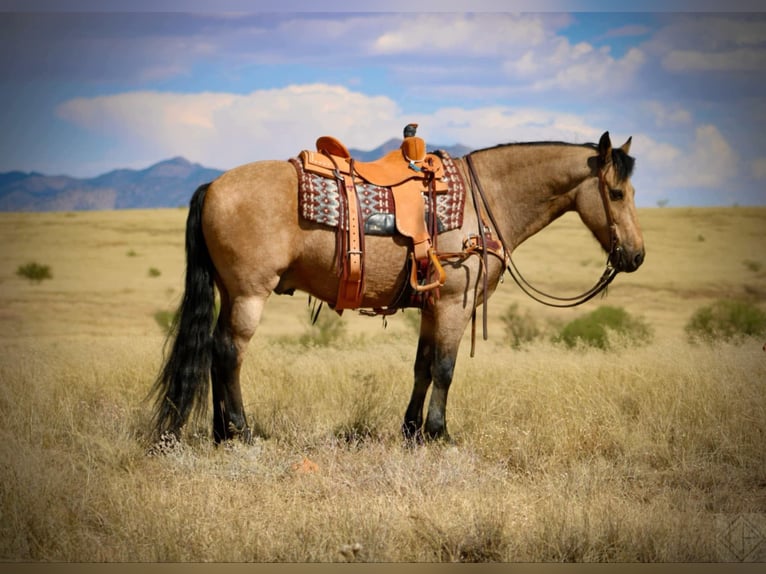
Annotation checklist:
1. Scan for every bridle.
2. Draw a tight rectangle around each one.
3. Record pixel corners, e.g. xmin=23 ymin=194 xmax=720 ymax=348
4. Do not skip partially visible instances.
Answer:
xmin=464 ymin=152 xmax=622 ymax=311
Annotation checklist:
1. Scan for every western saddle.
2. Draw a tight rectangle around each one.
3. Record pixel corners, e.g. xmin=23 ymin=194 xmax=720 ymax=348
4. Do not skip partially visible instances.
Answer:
xmin=298 ymin=124 xmax=449 ymax=311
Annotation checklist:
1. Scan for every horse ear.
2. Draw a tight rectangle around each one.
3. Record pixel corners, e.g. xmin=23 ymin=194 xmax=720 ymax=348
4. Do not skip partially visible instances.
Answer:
xmin=620 ymin=136 xmax=632 ymax=155
xmin=598 ymin=131 xmax=612 ymax=165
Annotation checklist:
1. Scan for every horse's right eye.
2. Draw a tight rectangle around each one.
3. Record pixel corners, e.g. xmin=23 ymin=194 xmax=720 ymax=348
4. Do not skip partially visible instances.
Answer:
xmin=609 ymin=188 xmax=624 ymax=201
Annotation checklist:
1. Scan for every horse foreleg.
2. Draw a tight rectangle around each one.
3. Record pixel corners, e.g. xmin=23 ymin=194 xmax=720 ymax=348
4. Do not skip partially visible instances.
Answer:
xmin=211 ymin=293 xmax=265 ymax=444
xmin=402 ymin=311 xmax=436 ymax=443
xmin=422 ymin=303 xmax=473 ymax=442
xmin=422 ymin=343 xmax=458 ymax=441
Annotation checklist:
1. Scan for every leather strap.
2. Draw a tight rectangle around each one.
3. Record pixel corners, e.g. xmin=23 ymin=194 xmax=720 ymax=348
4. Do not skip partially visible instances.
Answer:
xmin=335 ymin=163 xmax=365 ymax=310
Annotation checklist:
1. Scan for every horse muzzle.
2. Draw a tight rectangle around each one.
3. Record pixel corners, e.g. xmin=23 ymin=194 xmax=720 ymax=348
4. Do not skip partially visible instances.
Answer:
xmin=610 ymin=245 xmax=645 ymax=273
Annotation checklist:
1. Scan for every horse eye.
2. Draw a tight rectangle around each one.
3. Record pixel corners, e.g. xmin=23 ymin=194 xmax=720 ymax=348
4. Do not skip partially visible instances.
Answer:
xmin=609 ymin=188 xmax=624 ymax=201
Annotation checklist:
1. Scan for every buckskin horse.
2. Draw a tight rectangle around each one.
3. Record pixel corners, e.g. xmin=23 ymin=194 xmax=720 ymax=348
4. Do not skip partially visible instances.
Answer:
xmin=150 ymin=130 xmax=645 ymax=444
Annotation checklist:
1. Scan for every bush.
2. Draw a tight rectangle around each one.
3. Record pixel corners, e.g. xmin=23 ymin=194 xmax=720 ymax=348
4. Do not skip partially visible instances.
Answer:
xmin=153 ymin=309 xmax=176 ymax=334
xmin=742 ymin=259 xmax=762 ymax=273
xmin=500 ymin=303 xmax=541 ymax=349
xmin=555 ymin=305 xmax=652 ymax=350
xmin=299 ymin=304 xmax=346 ymax=347
xmin=153 ymin=299 xmax=219 ymax=335
xmin=16 ymin=261 xmax=52 ymax=283
xmin=685 ymin=299 xmax=766 ymax=344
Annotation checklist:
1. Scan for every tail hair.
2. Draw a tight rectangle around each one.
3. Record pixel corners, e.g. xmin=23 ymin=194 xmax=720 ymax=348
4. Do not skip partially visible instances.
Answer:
xmin=150 ymin=182 xmax=216 ymax=439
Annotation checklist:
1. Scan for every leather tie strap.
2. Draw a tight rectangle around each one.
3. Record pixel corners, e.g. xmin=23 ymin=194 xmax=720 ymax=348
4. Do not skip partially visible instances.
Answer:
xmin=336 ymin=161 xmax=365 ymax=310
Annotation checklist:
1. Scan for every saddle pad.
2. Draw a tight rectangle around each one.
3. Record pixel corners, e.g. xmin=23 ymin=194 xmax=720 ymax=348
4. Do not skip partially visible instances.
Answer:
xmin=291 ymin=152 xmax=466 ymax=236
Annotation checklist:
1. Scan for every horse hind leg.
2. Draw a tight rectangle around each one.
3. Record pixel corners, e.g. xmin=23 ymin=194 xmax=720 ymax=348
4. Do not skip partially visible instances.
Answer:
xmin=211 ymin=292 xmax=266 ymax=443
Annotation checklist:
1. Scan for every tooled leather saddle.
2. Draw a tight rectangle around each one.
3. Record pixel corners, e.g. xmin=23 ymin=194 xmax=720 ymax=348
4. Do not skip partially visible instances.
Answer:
xmin=292 ymin=124 xmax=466 ymax=311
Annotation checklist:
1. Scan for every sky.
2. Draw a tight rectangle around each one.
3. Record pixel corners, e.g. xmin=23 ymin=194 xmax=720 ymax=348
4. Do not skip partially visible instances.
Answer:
xmin=0 ymin=1 xmax=765 ymax=207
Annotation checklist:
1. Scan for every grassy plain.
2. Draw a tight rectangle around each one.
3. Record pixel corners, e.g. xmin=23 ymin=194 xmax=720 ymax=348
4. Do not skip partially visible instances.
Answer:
xmin=0 ymin=206 xmax=764 ymax=562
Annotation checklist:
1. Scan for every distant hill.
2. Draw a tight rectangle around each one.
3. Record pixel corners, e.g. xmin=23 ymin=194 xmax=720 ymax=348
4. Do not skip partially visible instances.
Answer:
xmin=0 ymin=141 xmax=472 ymax=212
xmin=0 ymin=157 xmax=224 ymax=212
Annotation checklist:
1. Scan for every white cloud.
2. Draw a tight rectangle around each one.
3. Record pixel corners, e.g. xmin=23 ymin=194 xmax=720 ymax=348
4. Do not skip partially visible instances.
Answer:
xmin=624 ymin=125 xmax=743 ymax=205
xmin=426 ymin=106 xmax=597 ymax=149
xmin=55 ymin=84 xmax=609 ymax=171
xmin=646 ymin=124 xmax=738 ymax=190
xmin=56 ymin=85 xmax=404 ymax=168
xmin=663 ymin=48 xmax=766 ymax=72
xmin=504 ymin=38 xmax=645 ymax=94
xmin=52 ymin=84 xmax=743 ymax=208
xmin=48 ymin=83 xmax=759 ymax=209
xmin=649 ymin=16 xmax=766 ymax=73
xmin=370 ymin=13 xmax=551 ymax=56
xmin=628 ymin=132 xmax=681 ymax=178
xmin=685 ymin=125 xmax=739 ymax=187
xmin=642 ymin=101 xmax=692 ymax=127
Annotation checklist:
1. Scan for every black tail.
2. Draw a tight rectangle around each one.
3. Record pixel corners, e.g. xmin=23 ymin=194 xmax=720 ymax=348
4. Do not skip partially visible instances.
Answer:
xmin=150 ymin=183 xmax=216 ymax=439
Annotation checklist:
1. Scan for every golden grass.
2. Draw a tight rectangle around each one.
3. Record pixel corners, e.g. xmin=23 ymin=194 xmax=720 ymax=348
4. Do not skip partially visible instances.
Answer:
xmin=0 ymin=206 xmax=765 ymax=562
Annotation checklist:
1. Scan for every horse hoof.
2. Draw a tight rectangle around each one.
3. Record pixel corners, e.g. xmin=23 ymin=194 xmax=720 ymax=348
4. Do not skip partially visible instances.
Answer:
xmin=146 ymin=430 xmax=183 ymax=456
xmin=240 ymin=427 xmax=254 ymax=445
xmin=424 ymin=428 xmax=456 ymax=444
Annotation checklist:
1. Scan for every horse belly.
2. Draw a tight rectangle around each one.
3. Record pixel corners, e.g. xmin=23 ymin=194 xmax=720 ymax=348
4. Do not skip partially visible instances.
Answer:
xmin=277 ymin=226 xmax=411 ymax=309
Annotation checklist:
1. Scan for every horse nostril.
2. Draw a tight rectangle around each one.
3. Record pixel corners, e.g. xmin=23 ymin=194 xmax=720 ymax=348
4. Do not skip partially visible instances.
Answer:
xmin=634 ymin=250 xmax=645 ymax=268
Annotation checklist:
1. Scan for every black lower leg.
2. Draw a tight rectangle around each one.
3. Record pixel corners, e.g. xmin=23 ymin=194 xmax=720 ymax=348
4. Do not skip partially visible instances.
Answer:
xmin=423 ymin=352 xmax=456 ymax=441
xmin=402 ymin=386 xmax=428 ymax=442
xmin=211 ymin=327 xmax=247 ymax=443
xmin=402 ymin=335 xmax=433 ymax=442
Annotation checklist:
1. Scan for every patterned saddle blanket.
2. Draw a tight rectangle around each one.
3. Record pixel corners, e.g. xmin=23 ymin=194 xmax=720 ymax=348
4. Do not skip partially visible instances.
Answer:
xmin=292 ymin=152 xmax=466 ymax=236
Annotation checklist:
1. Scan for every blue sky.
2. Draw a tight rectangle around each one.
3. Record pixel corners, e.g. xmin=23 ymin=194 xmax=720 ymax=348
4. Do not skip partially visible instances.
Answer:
xmin=0 ymin=2 xmax=765 ymax=207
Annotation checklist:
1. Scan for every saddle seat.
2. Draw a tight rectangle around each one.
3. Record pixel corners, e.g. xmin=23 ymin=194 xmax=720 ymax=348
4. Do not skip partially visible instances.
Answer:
xmin=308 ymin=135 xmax=447 ymax=189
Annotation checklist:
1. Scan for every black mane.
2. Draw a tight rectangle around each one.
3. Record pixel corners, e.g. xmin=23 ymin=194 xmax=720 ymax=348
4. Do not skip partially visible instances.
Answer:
xmin=468 ymin=140 xmax=635 ymax=180
xmin=471 ymin=140 xmax=597 ymax=153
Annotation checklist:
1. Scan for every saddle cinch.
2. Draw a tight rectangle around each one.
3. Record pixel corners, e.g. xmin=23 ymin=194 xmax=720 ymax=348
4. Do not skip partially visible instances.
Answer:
xmin=298 ymin=125 xmax=449 ymax=311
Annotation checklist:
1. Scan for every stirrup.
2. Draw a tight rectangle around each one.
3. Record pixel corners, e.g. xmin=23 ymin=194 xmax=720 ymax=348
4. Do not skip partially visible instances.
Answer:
xmin=409 ymin=249 xmax=446 ymax=293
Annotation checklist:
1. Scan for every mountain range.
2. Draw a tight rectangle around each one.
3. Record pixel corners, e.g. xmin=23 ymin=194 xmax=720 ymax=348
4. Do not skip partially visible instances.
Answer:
xmin=0 ymin=140 xmax=472 ymax=212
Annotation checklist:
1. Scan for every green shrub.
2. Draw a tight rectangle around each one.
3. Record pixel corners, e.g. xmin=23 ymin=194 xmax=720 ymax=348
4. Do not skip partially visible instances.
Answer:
xmin=153 ymin=309 xmax=177 ymax=334
xmin=685 ymin=299 xmax=766 ymax=344
xmin=743 ymin=259 xmax=762 ymax=273
xmin=153 ymin=298 xmax=221 ymax=335
xmin=554 ymin=305 xmax=653 ymax=350
xmin=16 ymin=261 xmax=52 ymax=283
xmin=500 ymin=303 xmax=541 ymax=349
xmin=299 ymin=305 xmax=346 ymax=347
xmin=148 ymin=267 xmax=161 ymax=278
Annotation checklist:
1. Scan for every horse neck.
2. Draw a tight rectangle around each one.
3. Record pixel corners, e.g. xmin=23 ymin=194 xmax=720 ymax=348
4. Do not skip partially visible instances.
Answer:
xmin=465 ymin=143 xmax=594 ymax=250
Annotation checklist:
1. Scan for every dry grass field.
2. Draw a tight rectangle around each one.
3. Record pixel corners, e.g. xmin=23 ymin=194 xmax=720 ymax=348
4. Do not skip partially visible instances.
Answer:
xmin=0 ymin=205 xmax=765 ymax=562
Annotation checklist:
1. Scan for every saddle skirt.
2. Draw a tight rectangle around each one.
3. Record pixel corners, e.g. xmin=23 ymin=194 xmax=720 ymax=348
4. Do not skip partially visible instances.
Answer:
xmin=293 ymin=149 xmax=466 ymax=238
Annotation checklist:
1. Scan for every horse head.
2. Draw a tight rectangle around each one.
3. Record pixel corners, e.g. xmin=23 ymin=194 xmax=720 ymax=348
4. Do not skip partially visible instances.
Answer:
xmin=576 ymin=131 xmax=645 ymax=273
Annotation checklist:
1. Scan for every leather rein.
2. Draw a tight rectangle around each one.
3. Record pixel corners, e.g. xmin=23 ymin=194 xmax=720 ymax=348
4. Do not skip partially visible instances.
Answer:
xmin=463 ymin=152 xmax=621 ymax=312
